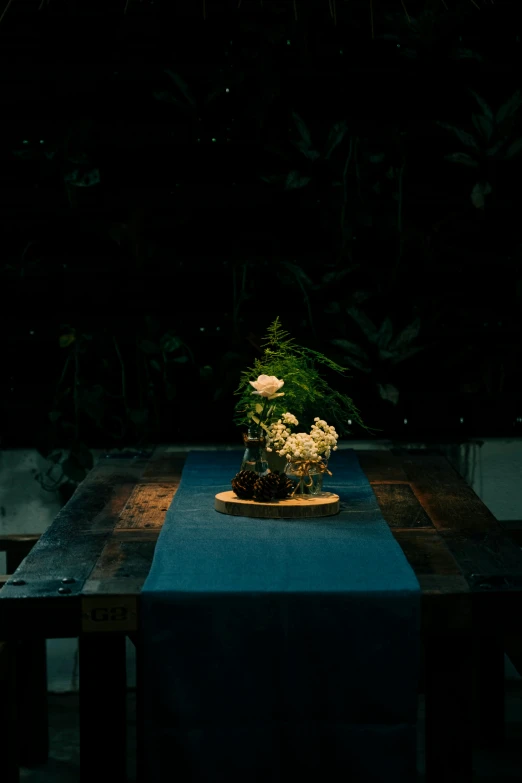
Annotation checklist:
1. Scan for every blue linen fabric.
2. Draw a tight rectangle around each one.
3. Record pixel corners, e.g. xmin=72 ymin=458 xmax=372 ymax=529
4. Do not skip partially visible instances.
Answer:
xmin=140 ymin=449 xmax=420 ymax=782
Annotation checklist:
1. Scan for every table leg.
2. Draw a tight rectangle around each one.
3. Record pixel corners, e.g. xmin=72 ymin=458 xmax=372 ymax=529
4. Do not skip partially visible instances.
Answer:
xmin=133 ymin=635 xmax=145 ymax=783
xmin=0 ymin=641 xmax=19 ymax=783
xmin=473 ymin=635 xmax=505 ymax=748
xmin=16 ymin=639 xmax=49 ymax=766
xmin=79 ymin=633 xmax=127 ymax=783
xmin=424 ymin=633 xmax=473 ymax=783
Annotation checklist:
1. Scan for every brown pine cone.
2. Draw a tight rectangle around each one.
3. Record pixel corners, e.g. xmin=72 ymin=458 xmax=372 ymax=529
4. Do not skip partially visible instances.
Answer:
xmin=231 ymin=470 xmax=257 ymax=499
xmin=252 ymin=475 xmax=277 ymax=502
xmin=272 ymin=472 xmax=296 ymax=499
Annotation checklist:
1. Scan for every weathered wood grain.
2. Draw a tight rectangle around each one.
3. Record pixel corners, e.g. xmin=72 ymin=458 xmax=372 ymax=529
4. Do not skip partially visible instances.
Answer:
xmin=372 ymin=484 xmax=433 ymax=528
xmin=357 ymin=450 xmax=409 ymax=483
xmin=401 ymin=456 xmax=501 ymax=533
xmin=392 ymin=529 xmax=462 ymax=575
xmin=0 ymin=454 xmax=150 ymax=636
xmin=84 ymin=535 xmax=159 ymax=597
xmin=141 ymin=452 xmax=187 ymax=481
xmin=115 ymin=483 xmax=178 ymax=529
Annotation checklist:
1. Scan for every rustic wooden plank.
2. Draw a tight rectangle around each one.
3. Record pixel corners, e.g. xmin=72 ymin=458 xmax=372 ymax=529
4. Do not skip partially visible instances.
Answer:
xmin=392 ymin=529 xmax=463 ymax=575
xmin=0 ymin=480 xmax=140 ymax=598
xmin=0 ymin=456 xmax=152 ymax=636
xmin=372 ymin=484 xmax=433 ymax=529
xmin=441 ymin=531 xmax=522 ymax=584
xmin=417 ymin=574 xmax=471 ymax=595
xmin=356 ymin=450 xmax=409 ymax=483
xmin=83 ymin=536 xmax=158 ymax=597
xmin=82 ymin=595 xmax=138 ymax=634
xmin=115 ymin=483 xmax=178 ymax=529
xmin=401 ymin=456 xmax=501 ymax=534
xmin=141 ymin=453 xmax=187 ymax=481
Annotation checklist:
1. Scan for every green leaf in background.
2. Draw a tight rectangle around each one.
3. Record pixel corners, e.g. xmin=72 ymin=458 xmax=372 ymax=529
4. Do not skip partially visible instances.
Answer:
xmin=437 ymin=122 xmax=480 ymax=151
xmin=48 ymin=411 xmax=61 ymax=422
xmin=150 ymin=359 xmax=162 ymax=372
xmin=505 ymin=138 xmax=522 ymax=158
xmin=444 ymin=152 xmax=478 ymax=167
xmin=323 ymin=121 xmax=348 ymax=160
xmin=377 ymin=317 xmax=394 ymax=349
xmin=59 ymin=333 xmax=76 ymax=348
xmin=285 ymin=171 xmax=311 ymax=189
xmin=346 ymin=307 xmax=379 ymax=342
xmin=470 ymin=91 xmax=493 ymax=121
xmin=471 ymin=113 xmax=493 ymax=143
xmin=496 ymin=91 xmax=522 ymax=125
xmin=388 ymin=319 xmax=421 ymax=353
xmin=165 ymin=382 xmax=176 ymax=401
xmin=160 ymin=333 xmax=182 ymax=353
xmin=331 ymin=338 xmax=368 ymax=361
xmin=378 ymin=383 xmax=400 ymax=405
xmin=164 ymin=69 xmax=196 ymax=107
xmin=173 ymin=355 xmax=189 ymax=363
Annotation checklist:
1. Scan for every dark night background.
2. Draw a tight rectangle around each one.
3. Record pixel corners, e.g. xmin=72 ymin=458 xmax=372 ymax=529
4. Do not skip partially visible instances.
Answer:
xmin=1 ymin=0 xmax=521 ymax=490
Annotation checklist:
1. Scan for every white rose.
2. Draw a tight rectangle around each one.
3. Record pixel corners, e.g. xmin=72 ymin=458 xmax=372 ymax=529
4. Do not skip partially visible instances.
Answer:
xmin=249 ymin=374 xmax=285 ymax=399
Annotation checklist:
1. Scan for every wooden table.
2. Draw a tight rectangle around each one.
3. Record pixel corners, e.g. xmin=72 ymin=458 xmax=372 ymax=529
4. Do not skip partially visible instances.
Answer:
xmin=1 ymin=446 xmax=522 ymax=783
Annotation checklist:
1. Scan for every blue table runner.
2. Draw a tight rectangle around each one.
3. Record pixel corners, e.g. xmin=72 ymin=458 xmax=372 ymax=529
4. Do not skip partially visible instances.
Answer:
xmin=141 ymin=449 xmax=420 ymax=782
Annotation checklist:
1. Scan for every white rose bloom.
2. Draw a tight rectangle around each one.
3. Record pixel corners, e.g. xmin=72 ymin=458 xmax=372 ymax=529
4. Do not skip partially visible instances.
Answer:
xmin=249 ymin=374 xmax=285 ymax=399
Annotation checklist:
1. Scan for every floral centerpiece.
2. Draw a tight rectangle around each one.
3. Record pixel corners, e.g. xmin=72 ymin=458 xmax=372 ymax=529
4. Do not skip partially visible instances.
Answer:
xmin=231 ymin=318 xmax=371 ymax=501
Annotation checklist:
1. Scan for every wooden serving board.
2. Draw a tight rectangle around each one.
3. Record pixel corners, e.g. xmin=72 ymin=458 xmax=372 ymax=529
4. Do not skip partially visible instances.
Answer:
xmin=215 ymin=491 xmax=340 ymax=519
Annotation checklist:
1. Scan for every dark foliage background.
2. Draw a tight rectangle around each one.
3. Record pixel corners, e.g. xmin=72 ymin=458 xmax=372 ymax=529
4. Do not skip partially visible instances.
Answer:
xmin=1 ymin=0 xmax=521 ymax=490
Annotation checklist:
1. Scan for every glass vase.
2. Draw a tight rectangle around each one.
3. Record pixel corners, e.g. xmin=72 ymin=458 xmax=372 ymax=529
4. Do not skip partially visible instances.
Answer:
xmin=240 ymin=426 xmax=269 ymax=477
xmin=284 ymin=458 xmax=328 ymax=496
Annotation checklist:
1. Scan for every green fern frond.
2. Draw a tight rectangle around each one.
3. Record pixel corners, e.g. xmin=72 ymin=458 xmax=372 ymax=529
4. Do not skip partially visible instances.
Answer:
xmin=234 ymin=318 xmax=372 ymax=436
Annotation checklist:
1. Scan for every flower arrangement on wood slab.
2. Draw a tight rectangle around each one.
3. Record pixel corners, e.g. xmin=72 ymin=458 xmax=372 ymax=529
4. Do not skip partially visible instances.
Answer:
xmin=234 ymin=317 xmax=369 ymax=437
xmin=231 ymin=318 xmax=371 ymax=501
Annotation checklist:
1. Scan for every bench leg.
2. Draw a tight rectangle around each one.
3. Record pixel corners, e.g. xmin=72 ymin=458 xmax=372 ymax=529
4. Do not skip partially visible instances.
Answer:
xmin=16 ymin=639 xmax=49 ymax=766
xmin=79 ymin=634 xmax=127 ymax=783
xmin=473 ymin=635 xmax=505 ymax=748
xmin=0 ymin=642 xmax=20 ymax=783
xmin=424 ymin=633 xmax=473 ymax=783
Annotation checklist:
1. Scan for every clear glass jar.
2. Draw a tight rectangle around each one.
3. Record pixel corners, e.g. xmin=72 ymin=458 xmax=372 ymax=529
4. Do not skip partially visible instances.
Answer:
xmin=284 ymin=458 xmax=328 ymax=496
xmin=240 ymin=426 xmax=269 ymax=477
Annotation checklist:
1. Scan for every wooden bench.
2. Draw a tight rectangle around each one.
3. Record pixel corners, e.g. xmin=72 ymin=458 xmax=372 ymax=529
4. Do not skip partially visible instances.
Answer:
xmin=0 ymin=448 xmax=521 ymax=783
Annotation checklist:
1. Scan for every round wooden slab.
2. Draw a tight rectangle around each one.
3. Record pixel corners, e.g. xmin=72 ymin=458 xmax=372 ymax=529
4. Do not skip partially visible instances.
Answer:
xmin=215 ymin=491 xmax=340 ymax=519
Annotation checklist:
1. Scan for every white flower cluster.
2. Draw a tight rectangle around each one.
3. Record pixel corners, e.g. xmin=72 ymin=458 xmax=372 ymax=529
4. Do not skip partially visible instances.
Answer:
xmin=310 ymin=417 xmax=339 ymax=460
xmin=265 ymin=412 xmax=299 ymax=453
xmin=266 ymin=413 xmax=338 ymax=461
xmin=282 ymin=432 xmax=321 ymax=462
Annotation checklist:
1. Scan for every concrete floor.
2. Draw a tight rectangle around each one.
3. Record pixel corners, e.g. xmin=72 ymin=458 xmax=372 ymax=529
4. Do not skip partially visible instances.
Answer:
xmin=19 ymin=682 xmax=522 ymax=782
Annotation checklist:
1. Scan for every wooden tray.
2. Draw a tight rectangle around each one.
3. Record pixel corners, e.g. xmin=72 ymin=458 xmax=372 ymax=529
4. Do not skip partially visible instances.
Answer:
xmin=215 ymin=491 xmax=340 ymax=519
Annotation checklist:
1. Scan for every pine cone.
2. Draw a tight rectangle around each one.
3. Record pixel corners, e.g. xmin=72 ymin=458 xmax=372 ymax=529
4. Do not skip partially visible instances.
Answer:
xmin=231 ymin=470 xmax=257 ymax=499
xmin=252 ymin=475 xmax=277 ymax=502
xmin=272 ymin=472 xmax=296 ymax=499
